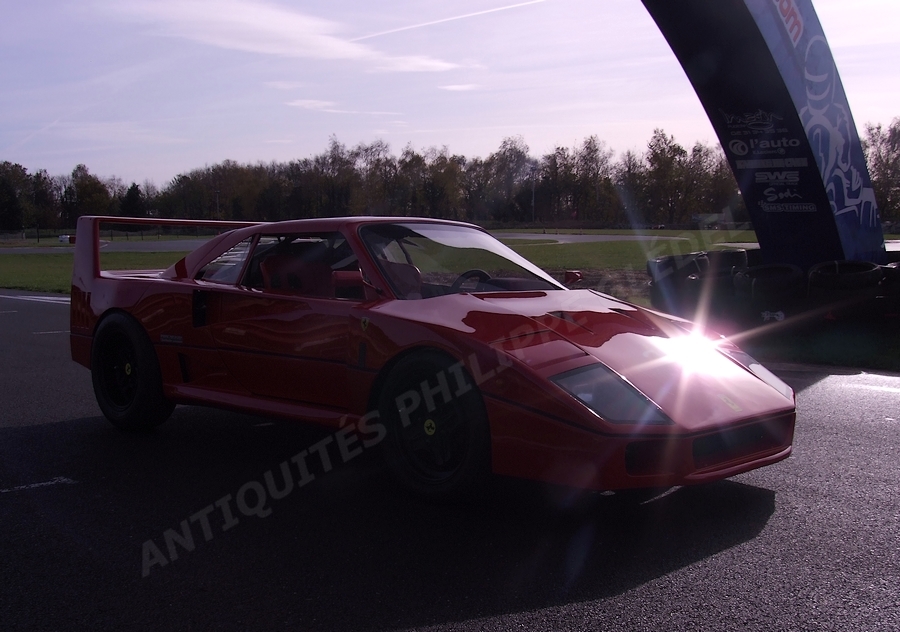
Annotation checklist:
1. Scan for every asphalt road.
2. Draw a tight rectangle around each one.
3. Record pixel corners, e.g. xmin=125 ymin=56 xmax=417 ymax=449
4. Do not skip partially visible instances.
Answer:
xmin=1 ymin=292 xmax=898 ymax=631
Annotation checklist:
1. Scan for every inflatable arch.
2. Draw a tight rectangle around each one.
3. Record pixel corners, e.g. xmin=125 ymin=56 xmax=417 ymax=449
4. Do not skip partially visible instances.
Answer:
xmin=642 ymin=0 xmax=885 ymax=267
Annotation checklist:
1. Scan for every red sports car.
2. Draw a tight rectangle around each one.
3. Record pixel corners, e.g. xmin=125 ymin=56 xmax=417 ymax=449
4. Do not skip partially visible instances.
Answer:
xmin=70 ymin=216 xmax=795 ymax=497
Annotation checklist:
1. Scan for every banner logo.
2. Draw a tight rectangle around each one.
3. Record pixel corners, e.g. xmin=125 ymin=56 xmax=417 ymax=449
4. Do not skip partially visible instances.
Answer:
xmin=774 ymin=0 xmax=804 ymax=47
xmin=729 ymin=140 xmax=749 ymax=156
xmin=755 ymin=171 xmax=801 ymax=185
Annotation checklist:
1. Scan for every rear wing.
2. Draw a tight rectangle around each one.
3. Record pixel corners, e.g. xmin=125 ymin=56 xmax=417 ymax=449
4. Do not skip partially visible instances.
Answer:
xmin=71 ymin=216 xmax=261 ymax=296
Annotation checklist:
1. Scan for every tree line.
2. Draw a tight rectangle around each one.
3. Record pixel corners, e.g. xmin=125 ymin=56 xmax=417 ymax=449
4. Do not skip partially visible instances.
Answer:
xmin=2 ymin=120 xmax=899 ymax=233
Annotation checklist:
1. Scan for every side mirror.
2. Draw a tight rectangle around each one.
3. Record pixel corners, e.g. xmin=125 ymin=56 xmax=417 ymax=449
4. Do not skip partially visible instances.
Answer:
xmin=333 ymin=270 xmax=380 ymax=301
xmin=564 ymin=270 xmax=583 ymax=287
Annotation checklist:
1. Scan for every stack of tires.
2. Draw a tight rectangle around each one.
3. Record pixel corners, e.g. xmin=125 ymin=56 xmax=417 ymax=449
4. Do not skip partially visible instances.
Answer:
xmin=879 ymin=262 xmax=900 ymax=315
xmin=732 ymin=263 xmax=806 ymax=325
xmin=807 ymin=260 xmax=885 ymax=319
xmin=647 ymin=248 xmax=747 ymax=318
xmin=647 ymin=249 xmax=899 ymax=324
xmin=647 ymin=252 xmax=707 ymax=315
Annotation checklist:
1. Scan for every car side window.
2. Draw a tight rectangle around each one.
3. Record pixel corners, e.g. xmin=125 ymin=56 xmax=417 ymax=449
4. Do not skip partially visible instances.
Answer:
xmin=195 ymin=237 xmax=254 ymax=285
xmin=243 ymin=232 xmax=362 ymax=299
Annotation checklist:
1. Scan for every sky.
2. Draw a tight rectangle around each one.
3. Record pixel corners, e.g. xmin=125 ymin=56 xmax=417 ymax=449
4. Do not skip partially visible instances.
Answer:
xmin=2 ymin=0 xmax=899 ymax=187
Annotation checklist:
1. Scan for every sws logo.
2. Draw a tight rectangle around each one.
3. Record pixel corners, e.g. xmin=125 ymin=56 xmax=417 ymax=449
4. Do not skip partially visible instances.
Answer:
xmin=755 ymin=171 xmax=800 ymax=185
xmin=774 ymin=0 xmax=804 ymax=47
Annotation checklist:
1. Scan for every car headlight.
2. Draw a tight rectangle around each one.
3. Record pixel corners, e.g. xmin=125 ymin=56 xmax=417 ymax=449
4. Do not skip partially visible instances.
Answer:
xmin=551 ymin=363 xmax=673 ymax=425
xmin=718 ymin=348 xmax=794 ymax=402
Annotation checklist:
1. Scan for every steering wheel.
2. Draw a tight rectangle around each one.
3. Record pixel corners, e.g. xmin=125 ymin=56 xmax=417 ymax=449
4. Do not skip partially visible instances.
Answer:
xmin=449 ymin=269 xmax=492 ymax=293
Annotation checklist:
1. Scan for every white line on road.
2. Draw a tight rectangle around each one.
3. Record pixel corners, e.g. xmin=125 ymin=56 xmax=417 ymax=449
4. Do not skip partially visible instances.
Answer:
xmin=0 ymin=294 xmax=70 ymax=305
xmin=0 ymin=310 xmax=17 ymax=314
xmin=32 ymin=330 xmax=69 ymax=335
xmin=841 ymin=384 xmax=900 ymax=395
xmin=0 ymin=477 xmax=78 ymax=494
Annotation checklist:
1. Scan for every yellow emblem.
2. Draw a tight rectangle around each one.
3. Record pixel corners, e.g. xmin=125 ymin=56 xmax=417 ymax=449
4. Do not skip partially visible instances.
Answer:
xmin=719 ymin=394 xmax=741 ymax=412
xmin=424 ymin=419 xmax=436 ymax=436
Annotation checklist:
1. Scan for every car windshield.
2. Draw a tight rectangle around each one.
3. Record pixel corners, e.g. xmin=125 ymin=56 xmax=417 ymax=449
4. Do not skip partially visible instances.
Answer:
xmin=360 ymin=223 xmax=564 ymax=299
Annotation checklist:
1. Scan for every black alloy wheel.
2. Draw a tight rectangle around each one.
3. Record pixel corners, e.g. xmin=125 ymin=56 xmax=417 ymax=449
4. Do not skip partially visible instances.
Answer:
xmin=91 ymin=313 xmax=174 ymax=431
xmin=379 ymin=350 xmax=490 ymax=499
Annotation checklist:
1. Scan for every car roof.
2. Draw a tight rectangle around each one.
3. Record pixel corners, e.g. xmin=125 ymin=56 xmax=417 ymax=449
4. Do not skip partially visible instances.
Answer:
xmin=164 ymin=216 xmax=487 ymax=280
xmin=249 ymin=215 xmax=480 ymax=234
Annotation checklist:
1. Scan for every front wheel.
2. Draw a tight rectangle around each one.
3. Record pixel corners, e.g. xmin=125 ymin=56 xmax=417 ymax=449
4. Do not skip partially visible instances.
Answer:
xmin=378 ymin=351 xmax=490 ymax=499
xmin=91 ymin=313 xmax=174 ymax=432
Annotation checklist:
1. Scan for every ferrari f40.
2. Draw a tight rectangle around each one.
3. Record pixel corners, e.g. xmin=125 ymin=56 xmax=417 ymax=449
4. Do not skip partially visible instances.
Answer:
xmin=70 ymin=216 xmax=795 ymax=497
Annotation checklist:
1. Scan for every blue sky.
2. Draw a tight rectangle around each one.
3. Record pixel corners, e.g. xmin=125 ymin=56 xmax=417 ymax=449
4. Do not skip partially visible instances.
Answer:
xmin=2 ymin=0 xmax=899 ymax=186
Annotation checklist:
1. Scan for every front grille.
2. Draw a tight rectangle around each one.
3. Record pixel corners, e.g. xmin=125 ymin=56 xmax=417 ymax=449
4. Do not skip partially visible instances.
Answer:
xmin=624 ymin=440 xmax=678 ymax=477
xmin=692 ymin=414 xmax=793 ymax=470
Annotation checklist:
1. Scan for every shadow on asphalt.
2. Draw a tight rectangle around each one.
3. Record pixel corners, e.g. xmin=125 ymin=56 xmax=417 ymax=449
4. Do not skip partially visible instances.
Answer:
xmin=0 ymin=407 xmax=776 ymax=631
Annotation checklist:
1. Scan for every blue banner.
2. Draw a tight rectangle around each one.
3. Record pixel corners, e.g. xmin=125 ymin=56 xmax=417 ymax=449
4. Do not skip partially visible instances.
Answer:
xmin=643 ymin=0 xmax=885 ymax=266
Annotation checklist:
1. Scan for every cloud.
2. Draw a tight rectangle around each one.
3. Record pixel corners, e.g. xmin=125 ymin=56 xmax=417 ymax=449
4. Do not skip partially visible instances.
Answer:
xmin=439 ymin=84 xmax=480 ymax=91
xmin=60 ymin=121 xmax=186 ymax=145
xmin=287 ymin=99 xmax=336 ymax=111
xmin=350 ymin=0 xmax=546 ymax=42
xmin=264 ymin=81 xmax=306 ymax=90
xmin=109 ymin=0 xmax=456 ymax=72
xmin=286 ymin=100 xmax=400 ymax=116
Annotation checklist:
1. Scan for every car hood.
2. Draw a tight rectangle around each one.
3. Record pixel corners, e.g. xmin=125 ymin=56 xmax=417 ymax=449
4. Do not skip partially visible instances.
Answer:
xmin=375 ymin=289 xmax=794 ymax=430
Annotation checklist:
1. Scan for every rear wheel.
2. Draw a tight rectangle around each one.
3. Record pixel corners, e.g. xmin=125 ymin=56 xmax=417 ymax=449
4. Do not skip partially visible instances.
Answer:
xmin=379 ymin=351 xmax=490 ymax=499
xmin=91 ymin=313 xmax=174 ymax=432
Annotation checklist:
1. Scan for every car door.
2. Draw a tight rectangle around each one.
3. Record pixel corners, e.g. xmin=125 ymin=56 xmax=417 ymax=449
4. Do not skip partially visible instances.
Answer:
xmin=200 ymin=232 xmax=359 ymax=411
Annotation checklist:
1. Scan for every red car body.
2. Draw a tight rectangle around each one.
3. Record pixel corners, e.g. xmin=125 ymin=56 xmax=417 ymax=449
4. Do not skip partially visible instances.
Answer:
xmin=71 ymin=216 xmax=795 ymax=495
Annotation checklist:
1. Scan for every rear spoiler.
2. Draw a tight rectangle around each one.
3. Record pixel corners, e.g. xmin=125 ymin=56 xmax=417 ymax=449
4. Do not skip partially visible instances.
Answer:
xmin=71 ymin=216 xmax=262 ymax=295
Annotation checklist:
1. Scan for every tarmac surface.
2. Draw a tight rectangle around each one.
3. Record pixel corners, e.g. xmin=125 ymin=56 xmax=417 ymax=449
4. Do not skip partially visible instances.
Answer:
xmin=1 ymin=291 xmax=898 ymax=631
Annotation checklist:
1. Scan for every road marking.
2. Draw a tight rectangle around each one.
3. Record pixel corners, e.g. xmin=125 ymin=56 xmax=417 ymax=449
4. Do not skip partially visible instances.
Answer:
xmin=0 ymin=310 xmax=17 ymax=314
xmin=32 ymin=330 xmax=69 ymax=335
xmin=0 ymin=294 xmax=70 ymax=305
xmin=841 ymin=384 xmax=900 ymax=395
xmin=0 ymin=476 xmax=77 ymax=494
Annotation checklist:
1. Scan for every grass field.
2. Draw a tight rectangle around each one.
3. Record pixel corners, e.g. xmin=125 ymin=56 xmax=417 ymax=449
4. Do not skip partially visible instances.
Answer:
xmin=0 ymin=252 xmax=189 ymax=293
xmin=500 ymin=238 xmax=730 ymax=271
xmin=0 ymin=233 xmax=220 ymax=248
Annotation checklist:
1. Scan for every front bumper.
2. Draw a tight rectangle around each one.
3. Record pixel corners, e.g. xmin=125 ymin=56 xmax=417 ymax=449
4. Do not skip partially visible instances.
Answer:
xmin=486 ymin=396 xmax=795 ymax=491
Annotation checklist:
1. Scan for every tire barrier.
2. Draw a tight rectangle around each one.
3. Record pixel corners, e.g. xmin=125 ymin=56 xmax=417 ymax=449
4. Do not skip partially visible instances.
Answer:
xmin=878 ymin=261 xmax=900 ymax=284
xmin=705 ymin=248 xmax=748 ymax=274
xmin=732 ymin=264 xmax=806 ymax=324
xmin=647 ymin=250 xmax=748 ymax=317
xmin=646 ymin=252 xmax=708 ymax=284
xmin=875 ymin=262 xmax=900 ymax=315
xmin=647 ymin=252 xmax=708 ymax=315
xmin=680 ymin=271 xmax=738 ymax=321
xmin=807 ymin=260 xmax=885 ymax=318
xmin=648 ymin=249 xmax=900 ymax=323
xmin=807 ymin=260 xmax=884 ymax=290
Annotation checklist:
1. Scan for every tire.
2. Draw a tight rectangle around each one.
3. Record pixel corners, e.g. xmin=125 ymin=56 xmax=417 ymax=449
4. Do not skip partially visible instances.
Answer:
xmin=705 ymin=248 xmax=748 ymax=273
xmin=646 ymin=252 xmax=708 ymax=284
xmin=881 ymin=261 xmax=900 ymax=284
xmin=378 ymin=350 xmax=490 ymax=499
xmin=91 ymin=313 xmax=174 ymax=432
xmin=733 ymin=264 xmax=804 ymax=297
xmin=807 ymin=260 xmax=883 ymax=290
